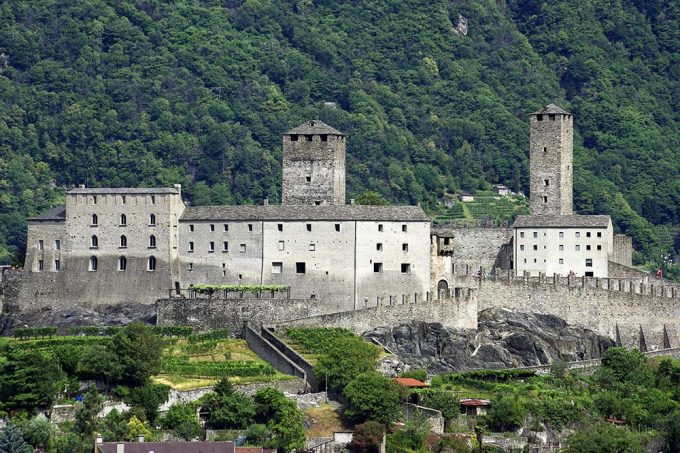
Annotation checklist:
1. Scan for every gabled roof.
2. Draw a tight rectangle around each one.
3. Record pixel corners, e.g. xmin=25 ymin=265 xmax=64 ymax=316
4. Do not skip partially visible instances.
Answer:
xmin=393 ymin=377 xmax=430 ymax=388
xmin=531 ymin=103 xmax=570 ymax=116
xmin=181 ymin=205 xmax=430 ymax=222
xmin=96 ymin=441 xmax=235 ymax=453
xmin=28 ymin=205 xmax=66 ymax=222
xmin=512 ymin=215 xmax=611 ymax=228
xmin=68 ymin=187 xmax=180 ymax=195
xmin=285 ymin=120 xmax=344 ymax=136
xmin=459 ymin=398 xmax=491 ymax=407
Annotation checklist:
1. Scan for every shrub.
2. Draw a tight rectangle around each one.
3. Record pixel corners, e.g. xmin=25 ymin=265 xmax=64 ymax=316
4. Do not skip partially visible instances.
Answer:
xmin=344 ymin=372 xmax=403 ymax=426
xmin=484 ymin=396 xmax=527 ymax=432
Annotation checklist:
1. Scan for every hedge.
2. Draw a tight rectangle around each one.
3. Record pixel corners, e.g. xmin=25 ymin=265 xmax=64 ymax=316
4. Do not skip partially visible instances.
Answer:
xmin=13 ymin=327 xmax=58 ymax=339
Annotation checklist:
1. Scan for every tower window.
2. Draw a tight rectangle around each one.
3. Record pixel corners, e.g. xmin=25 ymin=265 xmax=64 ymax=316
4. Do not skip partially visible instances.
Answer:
xmin=278 ymin=224 xmax=283 ymax=232
xmin=444 ymin=238 xmax=450 ymax=245
xmin=189 ymin=224 xmax=194 ymax=232
xmin=401 ymin=263 xmax=411 ymax=274
xmin=118 ymin=256 xmax=127 ymax=271
xmin=520 ymin=245 xmax=525 ymax=251
xmin=290 ymin=134 xmax=298 ymax=141
xmin=224 ymin=224 xmax=229 ymax=232
xmin=278 ymin=240 xmax=284 ymax=251
xmin=240 ymin=244 xmax=246 ymax=253
xmin=223 ymin=241 xmax=229 ymax=252
xmin=55 ymin=240 xmax=61 ymax=250
xmin=149 ymin=214 xmax=156 ymax=226
xmin=520 ymin=232 xmax=524 ymax=238
xmin=55 ymin=259 xmax=60 ymax=271
xmin=305 ymin=176 xmax=311 ymax=182
xmin=209 ymin=241 xmax=215 ymax=252
xmin=402 ymin=243 xmax=409 ymax=252
xmin=89 ymin=256 xmax=98 ymax=271
xmin=210 ymin=224 xmax=215 ymax=232
xmin=537 ymin=114 xmax=543 ymax=121
xmin=121 ymin=195 xmax=126 ymax=205
xmin=533 ymin=232 xmax=538 ymax=238
xmin=374 ymin=263 xmax=383 ymax=273
xmin=543 ymin=147 xmax=547 ymax=153
xmin=148 ymin=256 xmax=156 ymax=271
xmin=92 ymin=195 xmax=97 ymax=205
xmin=188 ymin=241 xmax=194 ymax=252
xmin=320 ymin=134 xmax=328 ymax=142
xmin=376 ymin=243 xmax=383 ymax=251
xmin=248 ymin=224 xmax=253 ymax=232
xmin=378 ymin=224 xmax=383 ymax=232
xmin=305 ymin=135 xmax=313 ymax=141
xmin=549 ymin=114 xmax=555 ymax=121
xmin=597 ymin=245 xmax=602 ymax=250
xmin=576 ymin=232 xmax=581 ymax=238
xmin=91 ymin=214 xmax=98 ymax=226
xmin=306 ymin=224 xmax=312 ymax=232
xmin=533 ymin=245 xmax=538 ymax=251
xmin=402 ymin=224 xmax=407 ymax=232
xmin=544 ymin=179 xmax=549 ymax=186
xmin=542 ymin=196 xmax=548 ymax=203
xmin=559 ymin=258 xmax=564 ymax=264
xmin=189 ymin=263 xmax=193 ymax=271
xmin=272 ymin=262 xmax=282 ymax=274
xmin=38 ymin=240 xmax=44 ymax=251
xmin=597 ymin=232 xmax=602 ymax=238
xmin=149 ymin=235 xmax=156 ymax=248
xmin=559 ymin=232 xmax=564 ymax=238
xmin=586 ymin=245 xmax=591 ymax=251
xmin=586 ymin=232 xmax=591 ymax=238
xmin=585 ymin=259 xmax=593 ymax=267
xmin=38 ymin=259 xmax=44 ymax=271
xmin=90 ymin=235 xmax=99 ymax=248
xmin=150 ymin=195 xmax=155 ymax=205
xmin=559 ymin=244 xmax=564 ymax=251
xmin=576 ymin=245 xmax=580 ymax=251
xmin=120 ymin=214 xmax=127 ymax=226
xmin=120 ymin=235 xmax=127 ymax=248
xmin=335 ymin=224 xmax=340 ymax=232
xmin=296 ymin=262 xmax=306 ymax=274
xmin=309 ymin=243 xmax=315 ymax=251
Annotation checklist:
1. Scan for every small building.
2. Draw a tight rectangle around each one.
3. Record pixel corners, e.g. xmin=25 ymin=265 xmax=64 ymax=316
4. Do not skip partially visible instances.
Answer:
xmin=459 ymin=398 xmax=491 ymax=416
xmin=459 ymin=191 xmax=475 ymax=202
xmin=493 ymin=184 xmax=511 ymax=196
xmin=393 ymin=377 xmax=430 ymax=389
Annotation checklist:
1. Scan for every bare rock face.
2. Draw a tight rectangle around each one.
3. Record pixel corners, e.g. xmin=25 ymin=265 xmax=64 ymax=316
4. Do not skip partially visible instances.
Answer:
xmin=451 ymin=14 xmax=468 ymax=36
xmin=362 ymin=308 xmax=616 ymax=373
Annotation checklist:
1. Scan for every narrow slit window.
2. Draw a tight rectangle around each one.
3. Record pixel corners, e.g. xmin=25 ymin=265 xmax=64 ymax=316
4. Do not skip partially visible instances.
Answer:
xmin=278 ymin=224 xmax=283 ymax=232
xmin=223 ymin=241 xmax=229 ymax=252
xmin=306 ymin=224 xmax=312 ymax=232
xmin=149 ymin=235 xmax=156 ymax=248
xmin=120 ymin=235 xmax=127 ymax=248
xmin=376 ymin=243 xmax=383 ymax=251
xmin=149 ymin=214 xmax=156 ymax=226
xmin=335 ymin=224 xmax=340 ymax=232
xmin=91 ymin=214 xmax=98 ymax=226
xmin=209 ymin=241 xmax=215 ymax=252
xmin=120 ymin=214 xmax=127 ymax=226
xmin=148 ymin=256 xmax=156 ymax=271
xmin=91 ymin=235 xmax=98 ymax=248
xmin=89 ymin=256 xmax=98 ymax=271
xmin=118 ymin=256 xmax=127 ymax=271
xmin=402 ymin=243 xmax=408 ymax=252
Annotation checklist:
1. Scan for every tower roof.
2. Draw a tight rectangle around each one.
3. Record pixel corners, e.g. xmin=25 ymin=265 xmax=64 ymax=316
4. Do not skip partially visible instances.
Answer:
xmin=285 ymin=120 xmax=344 ymax=136
xmin=531 ymin=103 xmax=570 ymax=116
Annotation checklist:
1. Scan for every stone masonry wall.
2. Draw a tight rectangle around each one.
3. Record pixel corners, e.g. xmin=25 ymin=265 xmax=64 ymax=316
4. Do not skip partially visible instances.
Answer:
xmin=612 ymin=234 xmax=633 ymax=267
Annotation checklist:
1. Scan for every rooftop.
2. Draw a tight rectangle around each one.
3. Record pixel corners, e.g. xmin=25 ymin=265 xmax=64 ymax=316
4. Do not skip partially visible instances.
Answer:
xmin=531 ymin=103 xmax=570 ymax=116
xmin=512 ymin=214 xmax=611 ymax=229
xmin=459 ymin=398 xmax=491 ymax=407
xmin=68 ymin=187 xmax=180 ymax=194
xmin=393 ymin=377 xmax=430 ymax=388
xmin=96 ymin=441 xmax=235 ymax=453
xmin=285 ymin=120 xmax=344 ymax=136
xmin=181 ymin=205 xmax=430 ymax=222
xmin=28 ymin=205 xmax=66 ymax=222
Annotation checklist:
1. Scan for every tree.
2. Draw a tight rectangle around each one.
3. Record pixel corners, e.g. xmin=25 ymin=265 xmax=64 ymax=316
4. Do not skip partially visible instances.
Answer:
xmin=202 ymin=391 xmax=257 ymax=429
xmin=124 ymin=416 xmax=153 ymax=442
xmin=315 ymin=337 xmax=380 ymax=394
xmin=99 ymin=409 xmax=129 ymax=442
xmin=596 ymin=347 xmax=652 ymax=388
xmin=121 ymin=384 xmax=170 ymax=425
xmin=343 ymin=372 xmax=403 ymax=425
xmin=356 ymin=191 xmax=389 ymax=205
xmin=268 ymin=403 xmax=306 ymax=453
xmin=245 ymin=424 xmax=272 ymax=446
xmin=110 ymin=322 xmax=163 ymax=387
xmin=74 ymin=387 xmax=103 ymax=438
xmin=0 ymin=424 xmax=32 ymax=453
xmin=0 ymin=346 xmax=64 ymax=412
xmin=484 ymin=396 xmax=527 ymax=432
xmin=564 ymin=423 xmax=643 ymax=453
xmin=161 ymin=403 xmax=201 ymax=441
xmin=20 ymin=415 xmax=55 ymax=451
xmin=348 ymin=421 xmax=384 ymax=453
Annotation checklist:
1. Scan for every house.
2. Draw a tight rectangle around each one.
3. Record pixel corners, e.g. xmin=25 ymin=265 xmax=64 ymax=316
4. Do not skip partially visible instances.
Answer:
xmin=393 ymin=377 xmax=430 ymax=389
xmin=493 ymin=184 xmax=511 ymax=196
xmin=459 ymin=191 xmax=475 ymax=202
xmin=459 ymin=398 xmax=491 ymax=416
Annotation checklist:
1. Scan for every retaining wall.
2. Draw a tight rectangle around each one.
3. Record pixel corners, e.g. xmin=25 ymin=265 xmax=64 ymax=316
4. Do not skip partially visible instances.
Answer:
xmin=243 ymin=323 xmax=309 ymax=386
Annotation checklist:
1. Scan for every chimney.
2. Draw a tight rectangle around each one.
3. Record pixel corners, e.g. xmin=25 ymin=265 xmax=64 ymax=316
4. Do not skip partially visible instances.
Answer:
xmin=79 ymin=184 xmax=85 ymax=189
xmin=263 ymin=198 xmax=269 ymax=206
xmin=137 ymin=435 xmax=144 ymax=443
xmin=116 ymin=443 xmax=125 ymax=453
xmin=173 ymin=184 xmax=182 ymax=196
xmin=95 ymin=434 xmax=103 ymax=444
xmin=350 ymin=199 xmax=355 ymax=205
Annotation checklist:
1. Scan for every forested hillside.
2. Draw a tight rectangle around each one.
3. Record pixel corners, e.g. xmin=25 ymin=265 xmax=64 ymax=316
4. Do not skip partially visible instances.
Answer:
xmin=0 ymin=0 xmax=678 ymax=265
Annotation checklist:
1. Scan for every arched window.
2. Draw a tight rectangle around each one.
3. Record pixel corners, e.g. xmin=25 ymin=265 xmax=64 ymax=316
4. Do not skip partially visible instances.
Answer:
xmin=120 ymin=214 xmax=127 ymax=226
xmin=120 ymin=235 xmax=127 ymax=248
xmin=91 ymin=235 xmax=98 ymax=248
xmin=147 ymin=256 xmax=156 ymax=271
xmin=149 ymin=214 xmax=156 ymax=226
xmin=118 ymin=256 xmax=127 ymax=271
xmin=89 ymin=256 xmax=98 ymax=271
xmin=91 ymin=214 xmax=98 ymax=226
xmin=149 ymin=235 xmax=156 ymax=248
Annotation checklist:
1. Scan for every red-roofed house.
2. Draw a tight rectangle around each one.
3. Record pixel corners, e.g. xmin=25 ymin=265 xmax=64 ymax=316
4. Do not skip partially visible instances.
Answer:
xmin=459 ymin=398 xmax=491 ymax=416
xmin=393 ymin=377 xmax=430 ymax=389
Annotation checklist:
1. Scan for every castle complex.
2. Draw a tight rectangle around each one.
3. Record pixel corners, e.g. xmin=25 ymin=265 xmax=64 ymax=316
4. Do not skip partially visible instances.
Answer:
xmin=5 ymin=105 xmax=652 ymax=334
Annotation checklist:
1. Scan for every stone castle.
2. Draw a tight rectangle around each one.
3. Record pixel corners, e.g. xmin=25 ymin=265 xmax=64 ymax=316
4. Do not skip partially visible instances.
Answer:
xmin=6 ymin=104 xmax=679 ymax=352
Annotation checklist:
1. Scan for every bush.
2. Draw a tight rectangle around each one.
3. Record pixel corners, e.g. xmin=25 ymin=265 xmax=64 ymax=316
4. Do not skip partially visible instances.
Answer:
xmin=564 ymin=423 xmax=644 ymax=453
xmin=344 ymin=372 xmax=403 ymax=426
xmin=484 ymin=396 xmax=527 ymax=432
xmin=348 ymin=421 xmax=384 ymax=453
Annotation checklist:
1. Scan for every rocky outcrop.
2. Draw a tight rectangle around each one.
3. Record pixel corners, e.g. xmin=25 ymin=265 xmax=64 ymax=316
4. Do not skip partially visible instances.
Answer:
xmin=363 ymin=308 xmax=616 ymax=373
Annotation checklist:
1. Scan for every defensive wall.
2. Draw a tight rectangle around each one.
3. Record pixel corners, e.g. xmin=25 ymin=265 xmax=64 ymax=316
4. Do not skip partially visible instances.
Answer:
xmin=442 ymin=261 xmax=680 ymax=350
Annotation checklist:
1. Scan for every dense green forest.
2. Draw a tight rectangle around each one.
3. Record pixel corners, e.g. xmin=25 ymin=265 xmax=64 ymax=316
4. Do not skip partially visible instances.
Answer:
xmin=0 ymin=0 xmax=678 ymax=265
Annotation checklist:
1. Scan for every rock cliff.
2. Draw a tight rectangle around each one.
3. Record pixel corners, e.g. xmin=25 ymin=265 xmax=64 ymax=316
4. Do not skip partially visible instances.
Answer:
xmin=364 ymin=308 xmax=616 ymax=373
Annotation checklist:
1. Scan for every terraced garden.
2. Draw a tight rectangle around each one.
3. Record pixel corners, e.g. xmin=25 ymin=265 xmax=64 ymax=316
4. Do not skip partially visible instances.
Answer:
xmin=433 ymin=193 xmax=529 ymax=225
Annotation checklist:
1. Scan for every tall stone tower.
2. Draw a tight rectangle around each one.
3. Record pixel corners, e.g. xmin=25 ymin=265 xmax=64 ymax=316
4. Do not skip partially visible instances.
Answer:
xmin=529 ymin=104 xmax=573 ymax=215
xmin=282 ymin=120 xmax=346 ymax=205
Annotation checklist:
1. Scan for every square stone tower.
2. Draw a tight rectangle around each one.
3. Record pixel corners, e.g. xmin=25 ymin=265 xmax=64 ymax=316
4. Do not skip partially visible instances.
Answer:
xmin=282 ymin=120 xmax=346 ymax=205
xmin=529 ymin=104 xmax=573 ymax=215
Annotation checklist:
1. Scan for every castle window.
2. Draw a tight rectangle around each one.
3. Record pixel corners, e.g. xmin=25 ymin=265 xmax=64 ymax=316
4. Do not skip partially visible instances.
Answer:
xmin=89 ymin=256 xmax=98 ymax=271
xmin=585 ymin=271 xmax=594 ymax=277
xmin=305 ymin=135 xmax=313 ymax=141
xmin=224 ymin=224 xmax=229 ymax=232
xmin=374 ymin=263 xmax=383 ymax=273
xmin=148 ymin=256 xmax=156 ymax=271
xmin=586 ymin=232 xmax=591 ymax=238
xmin=559 ymin=258 xmax=564 ymax=264
xmin=378 ymin=224 xmax=383 ymax=232
xmin=306 ymin=224 xmax=312 ymax=232
xmin=189 ymin=224 xmax=194 ymax=232
xmin=209 ymin=241 xmax=215 ymax=252
xmin=559 ymin=244 xmax=564 ymax=251
xmin=597 ymin=232 xmax=602 ymax=238
xmin=585 ymin=259 xmax=593 ymax=267
xmin=549 ymin=114 xmax=555 ymax=121
xmin=401 ymin=263 xmax=411 ymax=274
xmin=38 ymin=259 xmax=44 ymax=271
xmin=597 ymin=245 xmax=602 ymax=251
xmin=320 ymin=134 xmax=328 ymax=142
xmin=524 ymin=259 xmax=527 ymax=263
xmin=296 ymin=262 xmax=306 ymax=274
xmin=118 ymin=256 xmax=127 ymax=271
xmin=520 ymin=245 xmax=525 ymax=251
xmin=315 ymin=201 xmax=322 ymax=205
xmin=149 ymin=214 xmax=156 ymax=226
xmin=92 ymin=195 xmax=97 ymax=205
xmin=120 ymin=235 xmax=127 ymax=248
xmin=586 ymin=245 xmax=591 ymax=251
xmin=240 ymin=244 xmax=246 ymax=253
xmin=278 ymin=240 xmax=284 ymax=251
xmin=533 ymin=245 xmax=538 ymax=251
xmin=335 ymin=224 xmax=340 ymax=232
xmin=402 ymin=224 xmax=407 ymax=232
xmin=290 ymin=134 xmax=298 ymax=142
xmin=533 ymin=232 xmax=538 ymax=238
xmin=542 ymin=196 xmax=548 ymax=203
xmin=55 ymin=240 xmax=61 ymax=250
xmin=121 ymin=195 xmax=126 ymax=205
xmin=248 ymin=224 xmax=253 ymax=232
xmin=272 ymin=262 xmax=282 ymax=274
xmin=305 ymin=176 xmax=311 ymax=182
xmin=559 ymin=232 xmax=564 ymax=238
xmin=91 ymin=214 xmax=98 ymax=226
xmin=120 ymin=214 xmax=127 ymax=226
xmin=189 ymin=263 xmax=193 ymax=271
xmin=376 ymin=243 xmax=383 ymax=251
xmin=55 ymin=259 xmax=60 ymax=271
xmin=188 ymin=241 xmax=194 ymax=252
xmin=149 ymin=235 xmax=156 ymax=248
xmin=150 ymin=195 xmax=155 ymax=205
xmin=239 ymin=274 xmax=242 ymax=279
xmin=534 ymin=258 xmax=537 ymax=263
xmin=223 ymin=241 xmax=229 ymax=252
xmin=91 ymin=235 xmax=99 ymax=248
xmin=38 ymin=240 xmax=44 ymax=251
xmin=520 ymin=232 xmax=524 ymax=238
xmin=278 ymin=224 xmax=283 ymax=232
xmin=544 ymin=179 xmax=549 ymax=186
xmin=309 ymin=243 xmax=315 ymax=251
xmin=537 ymin=114 xmax=543 ymax=121
xmin=543 ymin=147 xmax=547 ymax=153
xmin=575 ymin=245 xmax=580 ymax=251
xmin=402 ymin=243 xmax=409 ymax=252
xmin=210 ymin=224 xmax=215 ymax=232
xmin=575 ymin=232 xmax=581 ymax=238
xmin=444 ymin=238 xmax=450 ymax=245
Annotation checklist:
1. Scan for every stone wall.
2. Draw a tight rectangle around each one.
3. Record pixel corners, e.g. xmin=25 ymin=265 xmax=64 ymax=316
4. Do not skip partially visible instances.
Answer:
xmin=612 ymin=234 xmax=633 ymax=266
xmin=243 ymin=323 xmax=309 ymax=383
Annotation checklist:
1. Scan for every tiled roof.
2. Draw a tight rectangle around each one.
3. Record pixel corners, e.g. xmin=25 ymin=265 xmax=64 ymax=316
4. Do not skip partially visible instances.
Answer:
xmin=97 ymin=441 xmax=235 ymax=453
xmin=181 ymin=205 xmax=430 ymax=222
xmin=28 ymin=205 xmax=66 ymax=221
xmin=393 ymin=377 xmax=430 ymax=388
xmin=459 ymin=398 xmax=491 ymax=407
xmin=68 ymin=187 xmax=180 ymax=194
xmin=531 ymin=103 xmax=570 ymax=115
xmin=285 ymin=120 xmax=344 ymax=136
xmin=512 ymin=215 xmax=611 ymax=228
